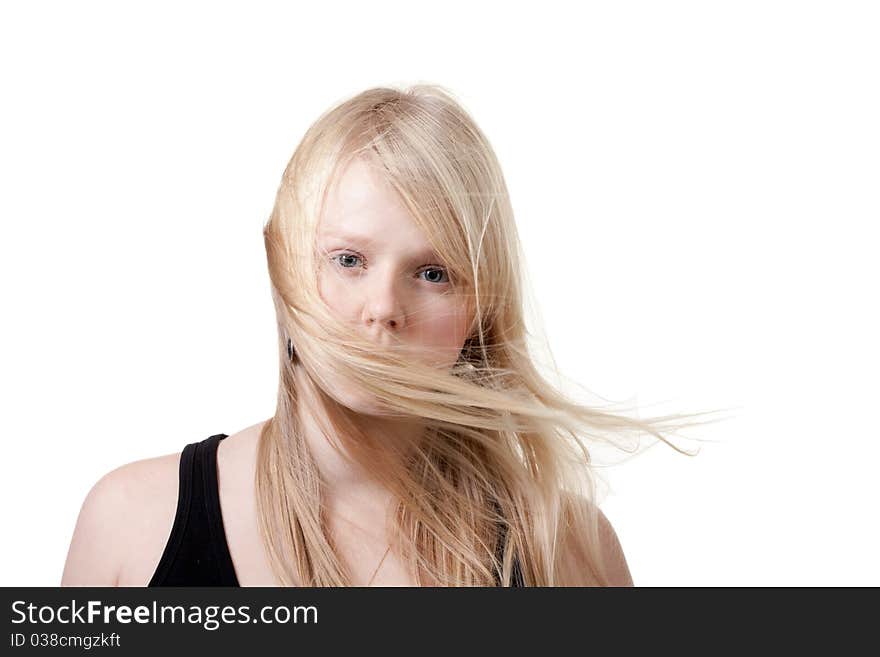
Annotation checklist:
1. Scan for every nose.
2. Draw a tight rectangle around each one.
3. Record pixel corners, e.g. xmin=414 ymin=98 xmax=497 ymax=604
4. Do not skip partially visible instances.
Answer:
xmin=361 ymin=273 xmax=406 ymax=333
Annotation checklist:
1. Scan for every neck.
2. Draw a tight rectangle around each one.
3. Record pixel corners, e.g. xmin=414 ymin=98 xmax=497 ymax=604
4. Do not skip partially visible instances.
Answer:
xmin=293 ymin=365 xmax=423 ymax=517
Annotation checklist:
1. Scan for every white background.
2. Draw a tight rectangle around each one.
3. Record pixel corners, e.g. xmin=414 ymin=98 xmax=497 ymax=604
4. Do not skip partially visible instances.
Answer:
xmin=1 ymin=1 xmax=877 ymax=586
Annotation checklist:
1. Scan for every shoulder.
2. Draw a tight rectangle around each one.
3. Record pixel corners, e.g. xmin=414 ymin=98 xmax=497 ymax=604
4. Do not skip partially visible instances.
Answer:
xmin=559 ymin=492 xmax=634 ymax=587
xmin=61 ymin=421 xmax=269 ymax=586
xmin=595 ymin=506 xmax=634 ymax=587
xmin=61 ymin=449 xmax=182 ymax=586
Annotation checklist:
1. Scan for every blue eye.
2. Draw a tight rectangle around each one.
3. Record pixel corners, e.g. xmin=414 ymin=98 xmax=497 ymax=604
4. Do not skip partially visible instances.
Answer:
xmin=419 ymin=267 xmax=450 ymax=284
xmin=334 ymin=253 xmax=362 ymax=269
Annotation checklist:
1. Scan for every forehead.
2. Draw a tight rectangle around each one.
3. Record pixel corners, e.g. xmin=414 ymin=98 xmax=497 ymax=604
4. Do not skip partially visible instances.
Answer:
xmin=319 ymin=158 xmax=433 ymax=250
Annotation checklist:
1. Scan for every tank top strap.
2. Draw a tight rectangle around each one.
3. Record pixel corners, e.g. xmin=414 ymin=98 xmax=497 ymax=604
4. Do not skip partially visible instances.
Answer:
xmin=198 ymin=433 xmax=239 ymax=585
xmin=148 ymin=433 xmax=239 ymax=586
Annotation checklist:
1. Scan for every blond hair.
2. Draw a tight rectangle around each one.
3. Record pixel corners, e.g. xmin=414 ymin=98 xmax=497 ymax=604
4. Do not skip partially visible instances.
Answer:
xmin=257 ymin=83 xmax=728 ymax=586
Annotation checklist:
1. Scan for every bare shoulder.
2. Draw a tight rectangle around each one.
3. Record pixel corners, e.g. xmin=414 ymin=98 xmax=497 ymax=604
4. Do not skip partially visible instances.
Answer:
xmin=558 ymin=492 xmax=635 ymax=587
xmin=61 ymin=421 xmax=271 ymax=587
xmin=61 ymin=449 xmax=182 ymax=587
xmin=595 ymin=506 xmax=634 ymax=587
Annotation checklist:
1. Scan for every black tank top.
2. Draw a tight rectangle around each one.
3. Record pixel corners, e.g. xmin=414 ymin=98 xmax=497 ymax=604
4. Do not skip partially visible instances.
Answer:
xmin=148 ymin=433 xmax=524 ymax=587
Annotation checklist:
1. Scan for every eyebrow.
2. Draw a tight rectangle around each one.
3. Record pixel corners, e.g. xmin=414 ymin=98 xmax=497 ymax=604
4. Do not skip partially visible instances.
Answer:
xmin=319 ymin=230 xmax=380 ymax=246
xmin=318 ymin=231 xmax=441 ymax=260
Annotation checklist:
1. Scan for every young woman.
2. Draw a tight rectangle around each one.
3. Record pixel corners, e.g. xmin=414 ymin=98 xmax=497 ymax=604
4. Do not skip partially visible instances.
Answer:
xmin=61 ymin=84 xmax=718 ymax=587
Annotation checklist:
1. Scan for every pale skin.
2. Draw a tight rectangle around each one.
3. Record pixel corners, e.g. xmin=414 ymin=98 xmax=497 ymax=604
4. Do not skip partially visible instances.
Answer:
xmin=60 ymin=157 xmax=633 ymax=587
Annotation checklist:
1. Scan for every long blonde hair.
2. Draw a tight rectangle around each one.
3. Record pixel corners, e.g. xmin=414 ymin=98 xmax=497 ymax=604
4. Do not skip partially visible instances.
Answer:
xmin=257 ymin=83 xmax=728 ymax=586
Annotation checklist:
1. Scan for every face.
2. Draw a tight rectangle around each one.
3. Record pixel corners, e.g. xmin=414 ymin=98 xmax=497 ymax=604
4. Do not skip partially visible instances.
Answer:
xmin=314 ymin=157 xmax=473 ymax=412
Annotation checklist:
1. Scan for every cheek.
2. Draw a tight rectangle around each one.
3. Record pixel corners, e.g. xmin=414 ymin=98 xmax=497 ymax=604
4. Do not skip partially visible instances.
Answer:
xmin=318 ymin=271 xmax=357 ymax=318
xmin=415 ymin=302 xmax=472 ymax=369
xmin=414 ymin=299 xmax=472 ymax=349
